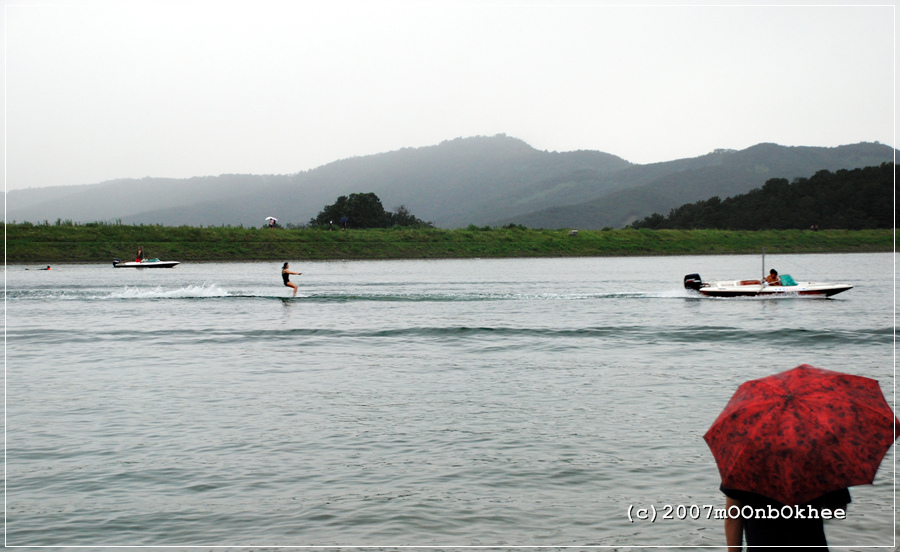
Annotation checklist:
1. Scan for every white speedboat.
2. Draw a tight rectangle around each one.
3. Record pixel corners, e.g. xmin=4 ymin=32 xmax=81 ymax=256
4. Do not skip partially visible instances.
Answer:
xmin=112 ymin=258 xmax=180 ymax=268
xmin=683 ymin=274 xmax=852 ymax=298
xmin=683 ymin=248 xmax=852 ymax=298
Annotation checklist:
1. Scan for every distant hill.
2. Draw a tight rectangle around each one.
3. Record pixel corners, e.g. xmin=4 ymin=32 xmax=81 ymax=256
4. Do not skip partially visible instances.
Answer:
xmin=6 ymin=135 xmax=895 ymax=229
xmin=491 ymin=142 xmax=896 ymax=229
xmin=629 ymin=163 xmax=895 ymax=230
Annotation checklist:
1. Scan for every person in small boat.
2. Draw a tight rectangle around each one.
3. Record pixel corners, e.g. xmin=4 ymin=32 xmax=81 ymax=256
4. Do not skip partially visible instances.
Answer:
xmin=136 ymin=246 xmax=144 ymax=263
xmin=282 ymin=262 xmax=302 ymax=296
xmin=765 ymin=269 xmax=781 ymax=286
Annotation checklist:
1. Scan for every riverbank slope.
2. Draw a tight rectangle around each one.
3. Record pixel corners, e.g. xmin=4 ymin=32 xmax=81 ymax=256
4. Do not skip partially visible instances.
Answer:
xmin=6 ymin=224 xmax=892 ymax=263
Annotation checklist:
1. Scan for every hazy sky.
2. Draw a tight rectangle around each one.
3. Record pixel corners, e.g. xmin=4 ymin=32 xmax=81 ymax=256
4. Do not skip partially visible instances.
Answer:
xmin=3 ymin=0 xmax=896 ymax=190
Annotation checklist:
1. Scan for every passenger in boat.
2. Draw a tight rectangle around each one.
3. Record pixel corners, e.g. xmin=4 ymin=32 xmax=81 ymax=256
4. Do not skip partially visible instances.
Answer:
xmin=135 ymin=246 xmax=143 ymax=263
xmin=281 ymin=262 xmax=302 ymax=297
xmin=765 ymin=269 xmax=781 ymax=286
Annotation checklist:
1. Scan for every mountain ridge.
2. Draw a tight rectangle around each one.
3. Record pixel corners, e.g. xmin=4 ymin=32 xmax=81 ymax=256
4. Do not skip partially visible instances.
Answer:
xmin=6 ymin=135 xmax=894 ymax=229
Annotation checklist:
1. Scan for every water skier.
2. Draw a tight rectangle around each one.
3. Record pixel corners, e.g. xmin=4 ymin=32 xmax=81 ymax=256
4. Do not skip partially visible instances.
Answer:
xmin=282 ymin=262 xmax=302 ymax=297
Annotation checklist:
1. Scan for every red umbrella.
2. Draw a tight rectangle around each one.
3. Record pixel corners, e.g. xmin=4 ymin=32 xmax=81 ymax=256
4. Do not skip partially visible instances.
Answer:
xmin=704 ymin=364 xmax=898 ymax=505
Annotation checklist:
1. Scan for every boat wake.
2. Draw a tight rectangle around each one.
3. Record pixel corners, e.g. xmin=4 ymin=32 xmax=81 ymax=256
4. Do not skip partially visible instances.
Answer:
xmin=245 ymin=291 xmax=698 ymax=302
xmin=4 ymin=285 xmax=836 ymax=303
xmin=108 ymin=283 xmax=231 ymax=299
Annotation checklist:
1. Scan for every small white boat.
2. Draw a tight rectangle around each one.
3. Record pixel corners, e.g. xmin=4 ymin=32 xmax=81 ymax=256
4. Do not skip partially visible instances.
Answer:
xmin=683 ymin=274 xmax=852 ymax=298
xmin=112 ymin=258 xmax=180 ymax=268
xmin=683 ymin=248 xmax=851 ymax=298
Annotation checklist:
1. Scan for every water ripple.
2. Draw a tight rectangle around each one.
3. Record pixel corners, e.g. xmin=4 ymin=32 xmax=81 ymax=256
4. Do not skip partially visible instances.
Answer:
xmin=9 ymin=325 xmax=892 ymax=347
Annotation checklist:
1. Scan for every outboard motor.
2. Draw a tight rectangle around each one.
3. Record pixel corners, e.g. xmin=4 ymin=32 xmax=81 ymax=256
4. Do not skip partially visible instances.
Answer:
xmin=684 ymin=273 xmax=703 ymax=291
xmin=112 ymin=259 xmax=120 ymax=267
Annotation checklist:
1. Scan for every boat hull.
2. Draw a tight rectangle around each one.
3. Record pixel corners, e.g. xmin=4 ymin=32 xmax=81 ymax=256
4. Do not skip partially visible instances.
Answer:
xmin=696 ymin=281 xmax=852 ymax=298
xmin=112 ymin=260 xmax=180 ymax=268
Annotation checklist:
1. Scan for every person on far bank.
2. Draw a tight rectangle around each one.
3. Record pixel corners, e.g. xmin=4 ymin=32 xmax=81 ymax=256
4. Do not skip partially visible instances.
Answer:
xmin=765 ymin=269 xmax=781 ymax=286
xmin=282 ymin=262 xmax=302 ymax=297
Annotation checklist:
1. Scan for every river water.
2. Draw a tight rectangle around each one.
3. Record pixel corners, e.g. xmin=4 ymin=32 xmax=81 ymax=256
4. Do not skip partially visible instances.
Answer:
xmin=5 ymin=253 xmax=895 ymax=547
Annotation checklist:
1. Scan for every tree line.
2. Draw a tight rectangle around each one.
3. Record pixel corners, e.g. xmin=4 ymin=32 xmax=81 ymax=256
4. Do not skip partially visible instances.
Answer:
xmin=629 ymin=163 xmax=895 ymax=230
xmin=304 ymin=192 xmax=433 ymax=229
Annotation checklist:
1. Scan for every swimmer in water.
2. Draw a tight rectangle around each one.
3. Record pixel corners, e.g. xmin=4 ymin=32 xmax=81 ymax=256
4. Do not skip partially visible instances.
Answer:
xmin=282 ymin=262 xmax=302 ymax=297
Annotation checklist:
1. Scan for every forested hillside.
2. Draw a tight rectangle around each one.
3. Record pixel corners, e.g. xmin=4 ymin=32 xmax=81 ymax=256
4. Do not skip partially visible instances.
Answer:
xmin=629 ymin=163 xmax=895 ymax=230
xmin=492 ymin=142 xmax=895 ymax=229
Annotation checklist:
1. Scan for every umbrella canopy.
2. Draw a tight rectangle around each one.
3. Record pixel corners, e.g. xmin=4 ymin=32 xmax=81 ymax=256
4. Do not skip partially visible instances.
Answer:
xmin=265 ymin=217 xmax=278 ymax=222
xmin=704 ymin=364 xmax=898 ymax=505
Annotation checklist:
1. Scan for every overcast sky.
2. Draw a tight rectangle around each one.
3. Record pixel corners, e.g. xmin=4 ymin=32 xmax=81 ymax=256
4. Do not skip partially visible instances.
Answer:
xmin=3 ymin=0 xmax=896 ymax=190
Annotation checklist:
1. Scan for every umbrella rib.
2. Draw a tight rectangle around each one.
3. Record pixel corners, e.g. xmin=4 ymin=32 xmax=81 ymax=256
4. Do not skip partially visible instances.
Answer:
xmin=720 ymin=399 xmax=782 ymax=493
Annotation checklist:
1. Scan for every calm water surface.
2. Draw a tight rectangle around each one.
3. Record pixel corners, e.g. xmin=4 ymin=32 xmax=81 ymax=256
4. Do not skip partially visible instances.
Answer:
xmin=5 ymin=253 xmax=895 ymax=547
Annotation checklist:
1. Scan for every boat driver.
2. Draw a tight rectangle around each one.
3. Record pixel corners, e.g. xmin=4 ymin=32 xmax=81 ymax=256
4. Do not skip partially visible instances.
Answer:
xmin=765 ymin=269 xmax=781 ymax=286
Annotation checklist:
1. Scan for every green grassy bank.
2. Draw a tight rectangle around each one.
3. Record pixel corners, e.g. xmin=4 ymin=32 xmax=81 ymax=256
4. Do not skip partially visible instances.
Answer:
xmin=4 ymin=224 xmax=893 ymax=264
